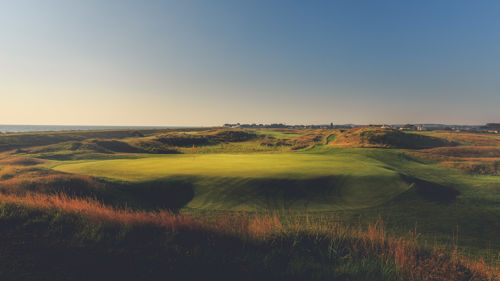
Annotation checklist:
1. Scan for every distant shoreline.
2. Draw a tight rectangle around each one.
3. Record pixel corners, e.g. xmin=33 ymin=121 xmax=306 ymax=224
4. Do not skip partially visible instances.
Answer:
xmin=0 ymin=125 xmax=194 ymax=133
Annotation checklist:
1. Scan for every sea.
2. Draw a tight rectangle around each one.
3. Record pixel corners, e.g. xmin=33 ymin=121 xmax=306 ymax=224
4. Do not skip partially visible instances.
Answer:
xmin=0 ymin=125 xmax=183 ymax=133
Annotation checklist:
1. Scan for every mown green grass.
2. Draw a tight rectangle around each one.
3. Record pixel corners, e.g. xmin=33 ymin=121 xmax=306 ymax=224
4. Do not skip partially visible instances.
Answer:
xmin=53 ymin=147 xmax=500 ymax=211
xmin=54 ymin=149 xmax=412 ymax=211
xmin=54 ymin=151 xmax=391 ymax=180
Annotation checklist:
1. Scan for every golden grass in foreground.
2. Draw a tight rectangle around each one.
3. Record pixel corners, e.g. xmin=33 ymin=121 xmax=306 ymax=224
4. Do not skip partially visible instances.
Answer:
xmin=0 ymin=192 xmax=197 ymax=232
xmin=0 ymin=192 xmax=498 ymax=280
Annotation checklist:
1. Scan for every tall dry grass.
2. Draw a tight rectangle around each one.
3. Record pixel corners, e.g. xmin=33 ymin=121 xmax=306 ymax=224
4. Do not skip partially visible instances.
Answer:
xmin=0 ymin=192 xmax=196 ymax=231
xmin=0 ymin=192 xmax=498 ymax=280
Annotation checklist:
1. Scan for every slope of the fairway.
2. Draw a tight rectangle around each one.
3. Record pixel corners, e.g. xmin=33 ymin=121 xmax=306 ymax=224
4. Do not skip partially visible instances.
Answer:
xmin=54 ymin=151 xmax=411 ymax=211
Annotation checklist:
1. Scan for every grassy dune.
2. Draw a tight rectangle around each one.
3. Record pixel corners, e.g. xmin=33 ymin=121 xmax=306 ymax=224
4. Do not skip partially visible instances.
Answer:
xmin=0 ymin=128 xmax=178 ymax=152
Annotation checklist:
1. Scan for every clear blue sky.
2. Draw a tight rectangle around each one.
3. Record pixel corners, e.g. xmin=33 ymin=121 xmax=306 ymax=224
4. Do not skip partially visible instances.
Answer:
xmin=1 ymin=0 xmax=499 ymax=126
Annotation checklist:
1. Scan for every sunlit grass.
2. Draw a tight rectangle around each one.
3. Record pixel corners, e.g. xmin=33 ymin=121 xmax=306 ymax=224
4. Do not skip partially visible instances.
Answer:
xmin=53 ymin=152 xmax=392 ymax=181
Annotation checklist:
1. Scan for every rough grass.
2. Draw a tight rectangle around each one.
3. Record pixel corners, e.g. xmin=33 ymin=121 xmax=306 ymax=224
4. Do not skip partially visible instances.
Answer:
xmin=413 ymin=146 xmax=500 ymax=175
xmin=440 ymin=160 xmax=500 ymax=175
xmin=415 ymin=131 xmax=500 ymax=146
xmin=0 ymin=156 xmax=44 ymax=166
xmin=0 ymin=192 xmax=498 ymax=281
xmin=0 ymin=164 xmax=103 ymax=198
xmin=416 ymin=146 xmax=500 ymax=159
xmin=0 ymin=164 xmax=194 ymax=212
xmin=330 ymin=127 xmax=453 ymax=148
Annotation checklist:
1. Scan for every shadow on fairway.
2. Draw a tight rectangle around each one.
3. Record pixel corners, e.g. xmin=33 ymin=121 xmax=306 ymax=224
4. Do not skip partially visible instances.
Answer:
xmin=400 ymin=174 xmax=460 ymax=203
xmin=106 ymin=178 xmax=195 ymax=212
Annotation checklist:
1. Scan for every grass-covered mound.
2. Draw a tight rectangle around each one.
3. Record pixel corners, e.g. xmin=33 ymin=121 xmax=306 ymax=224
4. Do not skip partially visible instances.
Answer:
xmin=155 ymin=134 xmax=212 ymax=147
xmin=154 ymin=130 xmax=258 ymax=147
xmin=330 ymin=128 xmax=453 ymax=149
xmin=0 ymin=192 xmax=497 ymax=281
xmin=22 ymin=138 xmax=179 ymax=160
xmin=259 ymin=130 xmax=326 ymax=150
xmin=0 ymin=158 xmax=104 ymax=198
xmin=208 ymin=129 xmax=258 ymax=142
xmin=1 ymin=128 xmax=327 ymax=159
xmin=0 ymin=129 xmax=175 ymax=152
xmin=0 ymin=159 xmax=193 ymax=212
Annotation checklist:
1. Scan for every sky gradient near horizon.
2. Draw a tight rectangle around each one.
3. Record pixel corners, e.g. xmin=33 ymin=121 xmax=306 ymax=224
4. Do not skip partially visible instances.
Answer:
xmin=1 ymin=0 xmax=499 ymax=126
